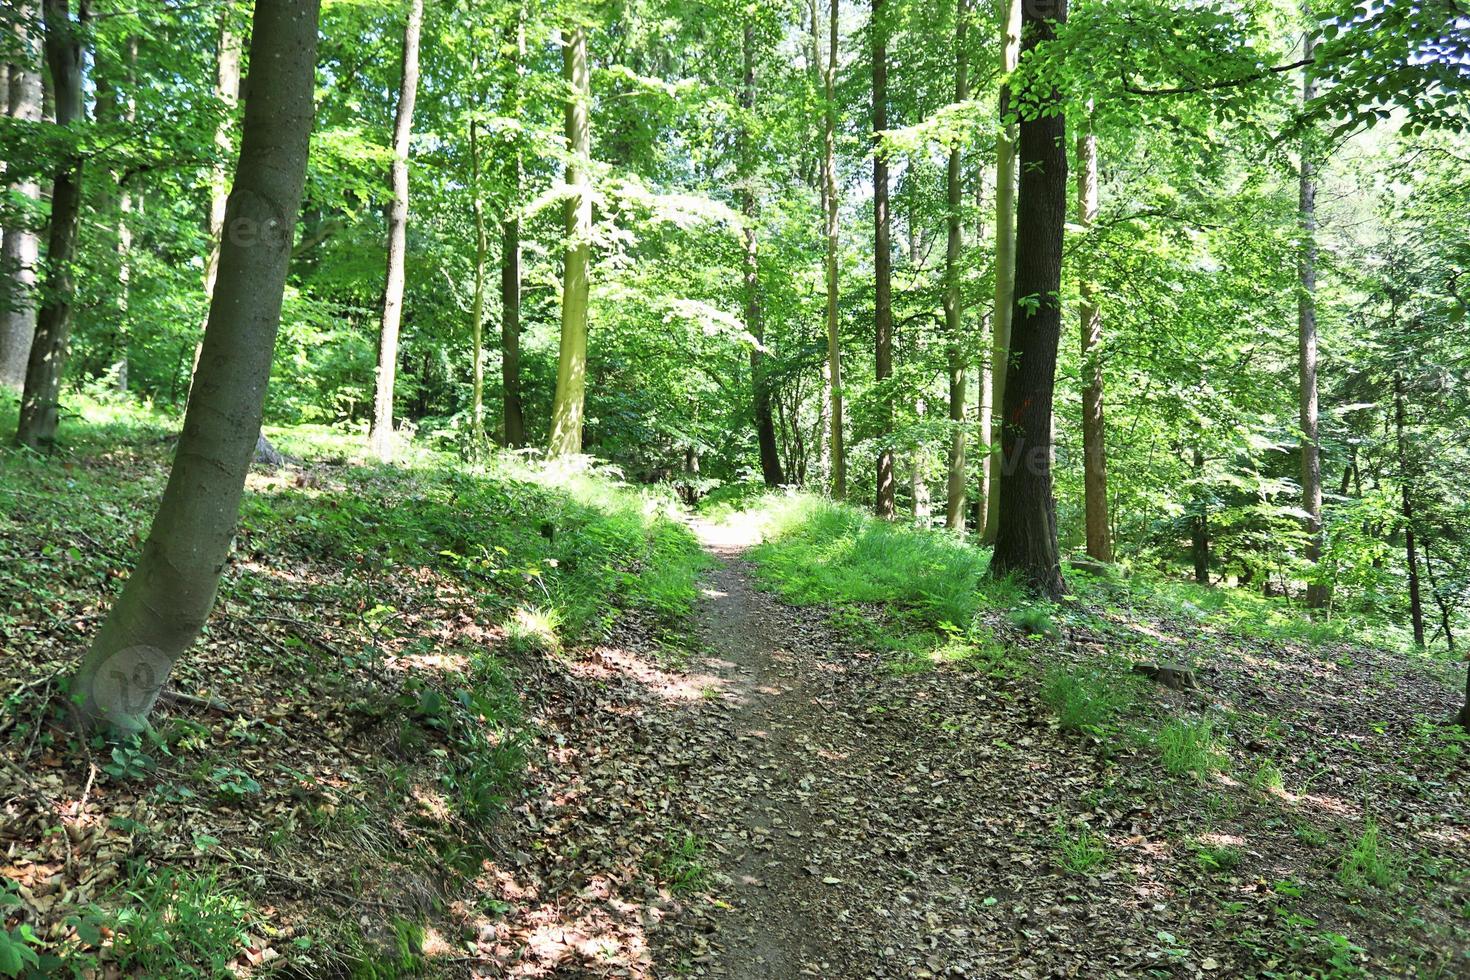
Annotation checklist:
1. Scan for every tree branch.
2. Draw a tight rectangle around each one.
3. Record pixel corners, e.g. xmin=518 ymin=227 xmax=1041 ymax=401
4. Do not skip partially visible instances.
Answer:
xmin=1123 ymin=57 xmax=1313 ymax=96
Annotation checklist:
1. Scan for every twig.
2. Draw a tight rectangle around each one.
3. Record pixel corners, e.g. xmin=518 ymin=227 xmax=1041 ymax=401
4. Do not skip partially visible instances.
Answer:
xmin=158 ymin=689 xmax=249 ymax=718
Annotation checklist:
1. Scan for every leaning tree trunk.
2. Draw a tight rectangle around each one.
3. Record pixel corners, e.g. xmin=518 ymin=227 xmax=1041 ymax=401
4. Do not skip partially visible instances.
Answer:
xmin=500 ymin=6 xmax=527 ymax=448
xmin=943 ymin=0 xmax=970 ymax=533
xmin=1298 ymin=27 xmax=1327 ymax=610
xmin=15 ymin=0 xmax=87 ymax=450
xmin=821 ymin=0 xmax=845 ymax=499
xmin=988 ymin=0 xmax=1066 ymax=597
xmin=1077 ymin=111 xmax=1112 ymax=562
xmin=743 ymin=23 xmax=784 ymax=487
xmin=982 ymin=0 xmax=1021 ymax=544
xmin=71 ymin=0 xmax=320 ymax=733
xmin=872 ymin=0 xmax=895 ymax=519
xmin=368 ymin=0 xmax=424 ymax=462
xmin=549 ymin=26 xmax=592 ymax=457
xmin=0 ymin=0 xmax=44 ymax=390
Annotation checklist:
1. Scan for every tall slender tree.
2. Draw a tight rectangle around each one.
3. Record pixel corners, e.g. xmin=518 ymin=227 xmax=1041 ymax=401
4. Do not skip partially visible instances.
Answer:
xmin=988 ymin=0 xmax=1067 ymax=596
xmin=202 ymin=4 xmax=242 ymax=341
xmin=1299 ymin=26 xmax=1327 ymax=609
xmin=549 ymin=25 xmax=592 ymax=456
xmin=1077 ymin=111 xmax=1112 ymax=562
xmin=500 ymin=5 xmax=527 ymax=448
xmin=469 ymin=52 xmax=489 ymax=449
xmin=982 ymin=0 xmax=1021 ymax=543
xmin=15 ymin=0 xmax=89 ymax=449
xmin=0 ymin=0 xmax=44 ymax=389
xmin=943 ymin=0 xmax=971 ymax=533
xmin=820 ymin=0 xmax=844 ymax=499
xmin=71 ymin=0 xmax=321 ymax=733
xmin=369 ymin=0 xmax=425 ymax=462
xmin=872 ymin=0 xmax=895 ymax=519
xmin=743 ymin=21 xmax=784 ymax=486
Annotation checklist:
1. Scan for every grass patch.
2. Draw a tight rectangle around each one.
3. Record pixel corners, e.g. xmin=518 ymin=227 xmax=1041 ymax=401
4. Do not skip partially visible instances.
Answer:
xmin=654 ymin=833 xmax=711 ymax=895
xmin=1054 ymin=823 xmax=1109 ymax=875
xmin=1041 ymin=666 xmax=1138 ymax=733
xmin=1157 ymin=718 xmax=1228 ymax=780
xmin=1338 ymin=821 xmax=1402 ymax=890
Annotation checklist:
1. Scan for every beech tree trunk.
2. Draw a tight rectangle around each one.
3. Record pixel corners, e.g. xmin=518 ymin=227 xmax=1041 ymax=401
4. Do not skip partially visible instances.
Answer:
xmin=1077 ymin=113 xmax=1112 ymax=562
xmin=202 ymin=4 xmax=241 ymax=332
xmin=988 ymin=0 xmax=1066 ymax=596
xmin=549 ymin=26 xmax=592 ymax=457
xmin=71 ymin=0 xmax=320 ymax=733
xmin=743 ymin=22 xmax=784 ymax=486
xmin=1394 ymin=372 xmax=1425 ymax=648
xmin=821 ymin=0 xmax=844 ymax=499
xmin=943 ymin=0 xmax=970 ymax=534
xmin=982 ymin=0 xmax=1021 ymax=544
xmin=1192 ymin=449 xmax=1210 ymax=585
xmin=15 ymin=0 xmax=88 ymax=449
xmin=1 ymin=0 xmax=44 ymax=390
xmin=974 ymin=166 xmax=990 ymax=539
xmin=1298 ymin=29 xmax=1327 ymax=610
xmin=872 ymin=0 xmax=895 ymax=519
xmin=500 ymin=8 xmax=527 ymax=448
xmin=469 ymin=93 xmax=489 ymax=450
xmin=369 ymin=0 xmax=424 ymax=462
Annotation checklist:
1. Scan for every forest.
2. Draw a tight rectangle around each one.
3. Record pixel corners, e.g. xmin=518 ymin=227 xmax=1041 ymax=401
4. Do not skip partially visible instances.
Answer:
xmin=0 ymin=0 xmax=1467 ymax=976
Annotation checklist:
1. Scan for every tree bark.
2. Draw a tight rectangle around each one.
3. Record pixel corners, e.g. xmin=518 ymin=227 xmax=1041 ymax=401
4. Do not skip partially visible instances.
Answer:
xmin=821 ymin=0 xmax=844 ymax=500
xmin=1394 ymin=372 xmax=1425 ymax=648
xmin=982 ymin=0 xmax=1021 ymax=544
xmin=943 ymin=0 xmax=970 ymax=534
xmin=500 ymin=7 xmax=527 ymax=448
xmin=202 ymin=3 xmax=242 ymax=335
xmin=872 ymin=0 xmax=895 ymax=519
xmin=15 ymin=0 xmax=88 ymax=449
xmin=1077 ymin=112 xmax=1112 ymax=562
xmin=0 ymin=0 xmax=44 ymax=390
xmin=743 ymin=22 xmax=784 ymax=486
xmin=549 ymin=26 xmax=592 ymax=457
xmin=469 ymin=84 xmax=488 ymax=450
xmin=1192 ymin=449 xmax=1210 ymax=585
xmin=369 ymin=0 xmax=424 ymax=462
xmin=974 ymin=164 xmax=990 ymax=539
xmin=71 ymin=0 xmax=320 ymax=733
xmin=1298 ymin=29 xmax=1327 ymax=610
xmin=988 ymin=0 xmax=1066 ymax=596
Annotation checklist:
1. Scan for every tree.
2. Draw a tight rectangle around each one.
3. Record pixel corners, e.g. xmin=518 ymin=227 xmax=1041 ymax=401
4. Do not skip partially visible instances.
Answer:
xmin=742 ymin=22 xmax=784 ymax=487
xmin=988 ymin=0 xmax=1066 ymax=596
xmin=199 ymin=3 xmax=243 ymax=352
xmin=1298 ymin=26 xmax=1327 ymax=609
xmin=549 ymin=25 xmax=592 ymax=457
xmin=871 ymin=0 xmax=895 ymax=519
xmin=1076 ymin=110 xmax=1111 ymax=562
xmin=981 ymin=0 xmax=1020 ymax=544
xmin=500 ymin=5 xmax=527 ymax=449
xmin=942 ymin=0 xmax=970 ymax=534
xmin=369 ymin=0 xmax=425 ymax=462
xmin=15 ymin=0 xmax=88 ymax=449
xmin=0 ymin=0 xmax=43 ymax=390
xmin=820 ymin=0 xmax=844 ymax=500
xmin=71 ymin=0 xmax=321 ymax=733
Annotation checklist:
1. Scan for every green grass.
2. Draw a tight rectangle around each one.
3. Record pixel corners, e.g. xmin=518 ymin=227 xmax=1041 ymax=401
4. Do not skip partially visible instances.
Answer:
xmin=1156 ymin=718 xmax=1228 ymax=780
xmin=1054 ymin=823 xmax=1110 ymax=875
xmin=655 ymin=833 xmax=712 ymax=895
xmin=98 ymin=869 xmax=257 ymax=978
xmin=1338 ymin=821 xmax=1402 ymax=890
xmin=1041 ymin=666 xmax=1140 ymax=733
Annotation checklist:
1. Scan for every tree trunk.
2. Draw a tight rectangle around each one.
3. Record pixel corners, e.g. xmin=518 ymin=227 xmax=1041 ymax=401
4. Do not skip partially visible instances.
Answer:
xmin=71 ymin=0 xmax=319 ymax=733
xmin=1394 ymin=372 xmax=1425 ymax=648
xmin=743 ymin=22 xmax=784 ymax=486
xmin=469 ymin=90 xmax=488 ymax=450
xmin=1077 ymin=112 xmax=1112 ymax=562
xmin=110 ymin=35 xmax=139 ymax=388
xmin=1299 ymin=27 xmax=1327 ymax=610
xmin=982 ymin=0 xmax=1021 ymax=544
xmin=872 ymin=0 xmax=895 ymax=519
xmin=549 ymin=26 xmax=592 ymax=457
xmin=1 ymin=0 xmax=44 ymax=390
xmin=943 ymin=0 xmax=970 ymax=534
xmin=988 ymin=0 xmax=1066 ymax=597
xmin=368 ymin=0 xmax=423 ymax=462
xmin=821 ymin=0 xmax=844 ymax=500
xmin=15 ymin=0 xmax=88 ymax=450
xmin=500 ymin=8 xmax=527 ymax=448
xmin=974 ymin=164 xmax=990 ymax=539
xmin=202 ymin=3 xmax=241 ymax=336
xmin=1192 ymin=449 xmax=1210 ymax=585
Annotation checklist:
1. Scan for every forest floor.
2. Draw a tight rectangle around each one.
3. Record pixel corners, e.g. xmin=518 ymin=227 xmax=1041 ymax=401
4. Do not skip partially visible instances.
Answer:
xmin=1 ymin=403 xmax=1467 ymax=978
